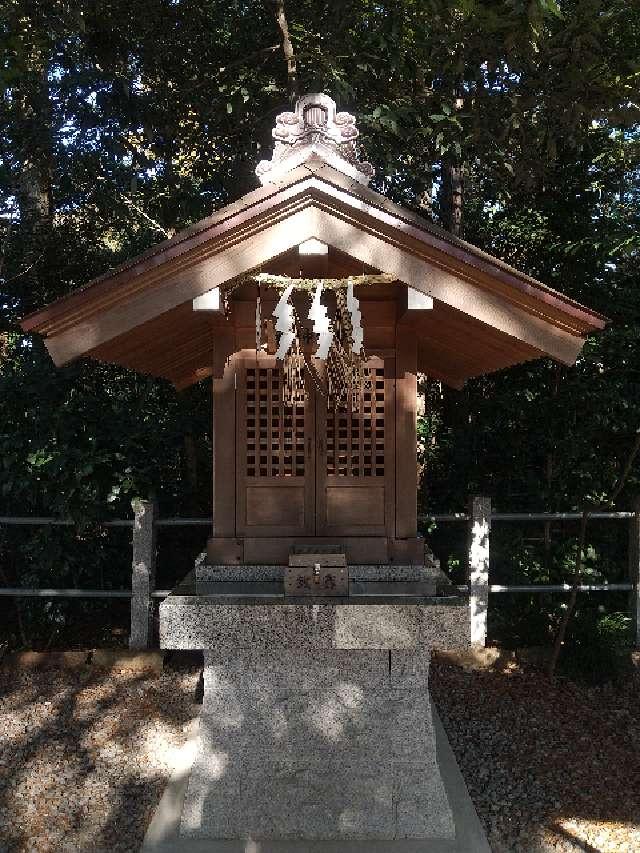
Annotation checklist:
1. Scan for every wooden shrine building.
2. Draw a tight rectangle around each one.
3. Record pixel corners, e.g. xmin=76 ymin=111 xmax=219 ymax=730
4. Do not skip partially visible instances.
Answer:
xmin=22 ymin=94 xmax=605 ymax=566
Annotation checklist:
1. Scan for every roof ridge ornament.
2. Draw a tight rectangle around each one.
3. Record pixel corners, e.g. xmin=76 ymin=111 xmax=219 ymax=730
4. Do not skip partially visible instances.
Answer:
xmin=256 ymin=93 xmax=374 ymax=186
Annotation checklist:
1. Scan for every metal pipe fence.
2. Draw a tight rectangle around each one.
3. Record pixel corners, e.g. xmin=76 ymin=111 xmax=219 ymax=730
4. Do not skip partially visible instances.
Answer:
xmin=1 ymin=499 xmax=638 ymax=649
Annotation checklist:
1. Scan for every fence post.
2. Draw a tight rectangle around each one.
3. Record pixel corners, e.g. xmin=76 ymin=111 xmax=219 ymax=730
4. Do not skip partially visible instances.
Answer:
xmin=469 ymin=495 xmax=491 ymax=647
xmin=129 ymin=498 xmax=157 ymax=650
xmin=629 ymin=496 xmax=640 ymax=649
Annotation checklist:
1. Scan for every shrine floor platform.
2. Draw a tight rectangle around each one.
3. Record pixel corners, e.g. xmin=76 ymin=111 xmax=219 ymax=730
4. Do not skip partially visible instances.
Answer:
xmin=140 ymin=702 xmax=491 ymax=853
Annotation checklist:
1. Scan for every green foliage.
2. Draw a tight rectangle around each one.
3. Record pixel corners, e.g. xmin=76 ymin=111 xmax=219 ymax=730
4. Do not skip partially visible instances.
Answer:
xmin=487 ymin=596 xmax=633 ymax=682
xmin=560 ymin=608 xmax=633 ymax=684
xmin=0 ymin=337 xmax=211 ymax=521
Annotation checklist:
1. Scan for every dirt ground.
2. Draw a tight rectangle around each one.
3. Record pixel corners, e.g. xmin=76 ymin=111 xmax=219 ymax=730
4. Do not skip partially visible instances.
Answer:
xmin=0 ymin=659 xmax=200 ymax=853
xmin=0 ymin=654 xmax=638 ymax=852
xmin=431 ymin=658 xmax=640 ymax=852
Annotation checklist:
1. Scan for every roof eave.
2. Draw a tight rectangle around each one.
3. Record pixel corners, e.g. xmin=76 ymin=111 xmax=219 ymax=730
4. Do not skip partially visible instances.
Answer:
xmin=20 ymin=163 xmax=606 ymax=351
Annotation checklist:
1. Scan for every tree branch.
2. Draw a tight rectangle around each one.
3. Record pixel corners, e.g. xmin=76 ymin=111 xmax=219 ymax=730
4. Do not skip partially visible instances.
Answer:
xmin=121 ymin=195 xmax=174 ymax=239
xmin=274 ymin=0 xmax=297 ymax=100
xmin=218 ymin=44 xmax=280 ymax=75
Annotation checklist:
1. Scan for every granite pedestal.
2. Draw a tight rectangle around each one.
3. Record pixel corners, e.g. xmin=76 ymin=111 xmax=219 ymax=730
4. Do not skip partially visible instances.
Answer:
xmin=159 ymin=564 xmax=470 ymax=843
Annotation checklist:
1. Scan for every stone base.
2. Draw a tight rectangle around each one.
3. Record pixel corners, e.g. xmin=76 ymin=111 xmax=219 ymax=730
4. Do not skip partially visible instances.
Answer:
xmin=180 ymin=650 xmax=454 ymax=841
xmin=195 ymin=559 xmax=442 ymax=585
xmin=142 ymin=706 xmax=492 ymax=853
xmin=159 ymin=561 xmax=470 ymax=843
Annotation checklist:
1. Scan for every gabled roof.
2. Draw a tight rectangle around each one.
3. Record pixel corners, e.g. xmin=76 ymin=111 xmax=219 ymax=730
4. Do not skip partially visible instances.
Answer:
xmin=21 ymin=158 xmax=606 ymax=390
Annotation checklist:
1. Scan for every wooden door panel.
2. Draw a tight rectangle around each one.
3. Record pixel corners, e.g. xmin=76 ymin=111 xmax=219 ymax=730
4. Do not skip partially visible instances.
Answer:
xmin=326 ymin=483 xmax=385 ymax=527
xmin=236 ymin=356 xmax=314 ymax=537
xmin=246 ymin=484 xmax=306 ymax=527
xmin=316 ymin=358 xmax=394 ymax=538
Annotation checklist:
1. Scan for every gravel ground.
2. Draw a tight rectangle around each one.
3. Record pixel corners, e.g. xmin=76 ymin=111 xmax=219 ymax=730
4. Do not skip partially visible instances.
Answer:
xmin=0 ymin=662 xmax=200 ymax=853
xmin=0 ymin=656 xmax=638 ymax=852
xmin=431 ymin=657 xmax=640 ymax=853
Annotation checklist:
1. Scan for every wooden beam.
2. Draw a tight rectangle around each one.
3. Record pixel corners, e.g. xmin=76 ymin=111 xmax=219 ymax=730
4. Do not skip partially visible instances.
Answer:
xmin=407 ymin=289 xmax=433 ymax=310
xmin=193 ymin=287 xmax=221 ymax=311
xmin=141 ymin=329 xmax=216 ymax=377
xmin=24 ymin=166 xmax=605 ymax=343
xmin=410 ymin=301 xmax=540 ymax=363
xmin=303 ymin=170 xmax=606 ymax=333
xmin=211 ymin=340 xmax=216 ymax=535
xmin=416 ymin=326 xmax=517 ymax=376
xmin=42 ymin=195 xmax=589 ymax=374
xmin=173 ymin=366 xmax=212 ymax=390
xmin=213 ymin=357 xmax=236 ymax=536
xmin=22 ymin=170 xmax=318 ymax=334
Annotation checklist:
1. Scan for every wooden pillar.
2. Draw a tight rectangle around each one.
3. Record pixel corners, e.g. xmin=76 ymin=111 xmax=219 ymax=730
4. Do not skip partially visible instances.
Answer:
xmin=129 ymin=498 xmax=157 ymax=650
xmin=213 ymin=358 xmax=237 ymax=537
xmin=207 ymin=349 xmax=242 ymax=564
xmin=211 ymin=369 xmax=216 ymax=537
xmin=469 ymin=495 xmax=491 ymax=647
xmin=629 ymin=496 xmax=640 ymax=649
xmin=395 ymin=328 xmax=418 ymax=539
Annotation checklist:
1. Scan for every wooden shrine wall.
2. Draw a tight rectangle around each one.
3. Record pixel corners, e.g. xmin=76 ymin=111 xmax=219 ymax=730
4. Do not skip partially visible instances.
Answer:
xmin=208 ymin=287 xmax=420 ymax=564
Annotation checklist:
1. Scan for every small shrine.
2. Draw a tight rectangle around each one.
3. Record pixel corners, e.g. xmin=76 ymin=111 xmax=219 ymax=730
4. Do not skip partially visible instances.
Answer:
xmin=22 ymin=94 xmax=604 ymax=845
xmin=22 ymin=92 xmax=603 ymax=569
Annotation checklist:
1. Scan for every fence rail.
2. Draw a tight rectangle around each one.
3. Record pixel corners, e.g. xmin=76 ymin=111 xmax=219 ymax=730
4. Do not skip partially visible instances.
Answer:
xmin=422 ymin=511 xmax=635 ymax=522
xmin=0 ymin=588 xmax=173 ymax=598
xmin=3 ymin=511 xmax=633 ymax=525
xmin=1 ymin=497 xmax=639 ymax=649
xmin=458 ymin=583 xmax=633 ymax=593
xmin=0 ymin=516 xmax=211 ymax=527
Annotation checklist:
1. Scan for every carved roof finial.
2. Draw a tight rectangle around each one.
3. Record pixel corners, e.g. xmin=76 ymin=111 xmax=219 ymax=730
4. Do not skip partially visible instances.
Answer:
xmin=256 ymin=93 xmax=374 ymax=186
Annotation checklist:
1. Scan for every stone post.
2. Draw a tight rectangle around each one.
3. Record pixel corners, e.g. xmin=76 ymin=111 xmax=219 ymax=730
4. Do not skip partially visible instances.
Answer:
xmin=129 ymin=498 xmax=157 ymax=650
xmin=629 ymin=496 xmax=640 ymax=649
xmin=469 ymin=495 xmax=491 ymax=647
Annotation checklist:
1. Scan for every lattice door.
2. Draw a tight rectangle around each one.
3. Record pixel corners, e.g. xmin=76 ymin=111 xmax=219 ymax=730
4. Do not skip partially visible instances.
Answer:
xmin=245 ymin=366 xmax=306 ymax=478
xmin=236 ymin=356 xmax=315 ymax=537
xmin=316 ymin=357 xmax=394 ymax=537
xmin=325 ymin=364 xmax=386 ymax=478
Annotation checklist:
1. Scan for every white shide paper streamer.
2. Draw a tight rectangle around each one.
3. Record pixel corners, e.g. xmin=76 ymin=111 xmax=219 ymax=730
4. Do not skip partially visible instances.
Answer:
xmin=346 ymin=281 xmax=364 ymax=354
xmin=308 ymin=282 xmax=332 ymax=360
xmin=273 ymin=284 xmax=295 ymax=360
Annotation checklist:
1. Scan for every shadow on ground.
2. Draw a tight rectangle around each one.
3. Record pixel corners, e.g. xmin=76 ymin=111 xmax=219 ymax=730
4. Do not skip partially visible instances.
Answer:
xmin=0 ymin=653 xmax=201 ymax=853
xmin=1 ymin=653 xmax=639 ymax=853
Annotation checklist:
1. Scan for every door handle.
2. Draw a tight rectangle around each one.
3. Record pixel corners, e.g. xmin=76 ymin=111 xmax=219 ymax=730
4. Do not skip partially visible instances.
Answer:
xmin=307 ymin=436 xmax=312 ymax=457
xmin=318 ymin=438 xmax=324 ymax=455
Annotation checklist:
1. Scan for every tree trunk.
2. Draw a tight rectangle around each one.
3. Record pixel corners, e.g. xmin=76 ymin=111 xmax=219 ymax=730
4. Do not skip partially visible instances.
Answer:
xmin=11 ymin=62 xmax=54 ymax=313
xmin=547 ymin=430 xmax=640 ymax=679
xmin=547 ymin=506 xmax=590 ymax=679
xmin=440 ymin=159 xmax=464 ymax=237
xmin=274 ymin=0 xmax=297 ymax=101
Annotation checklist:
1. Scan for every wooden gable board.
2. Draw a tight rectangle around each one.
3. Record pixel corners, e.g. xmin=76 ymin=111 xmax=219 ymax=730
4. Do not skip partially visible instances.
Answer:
xmin=21 ymin=162 xmax=606 ymax=387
